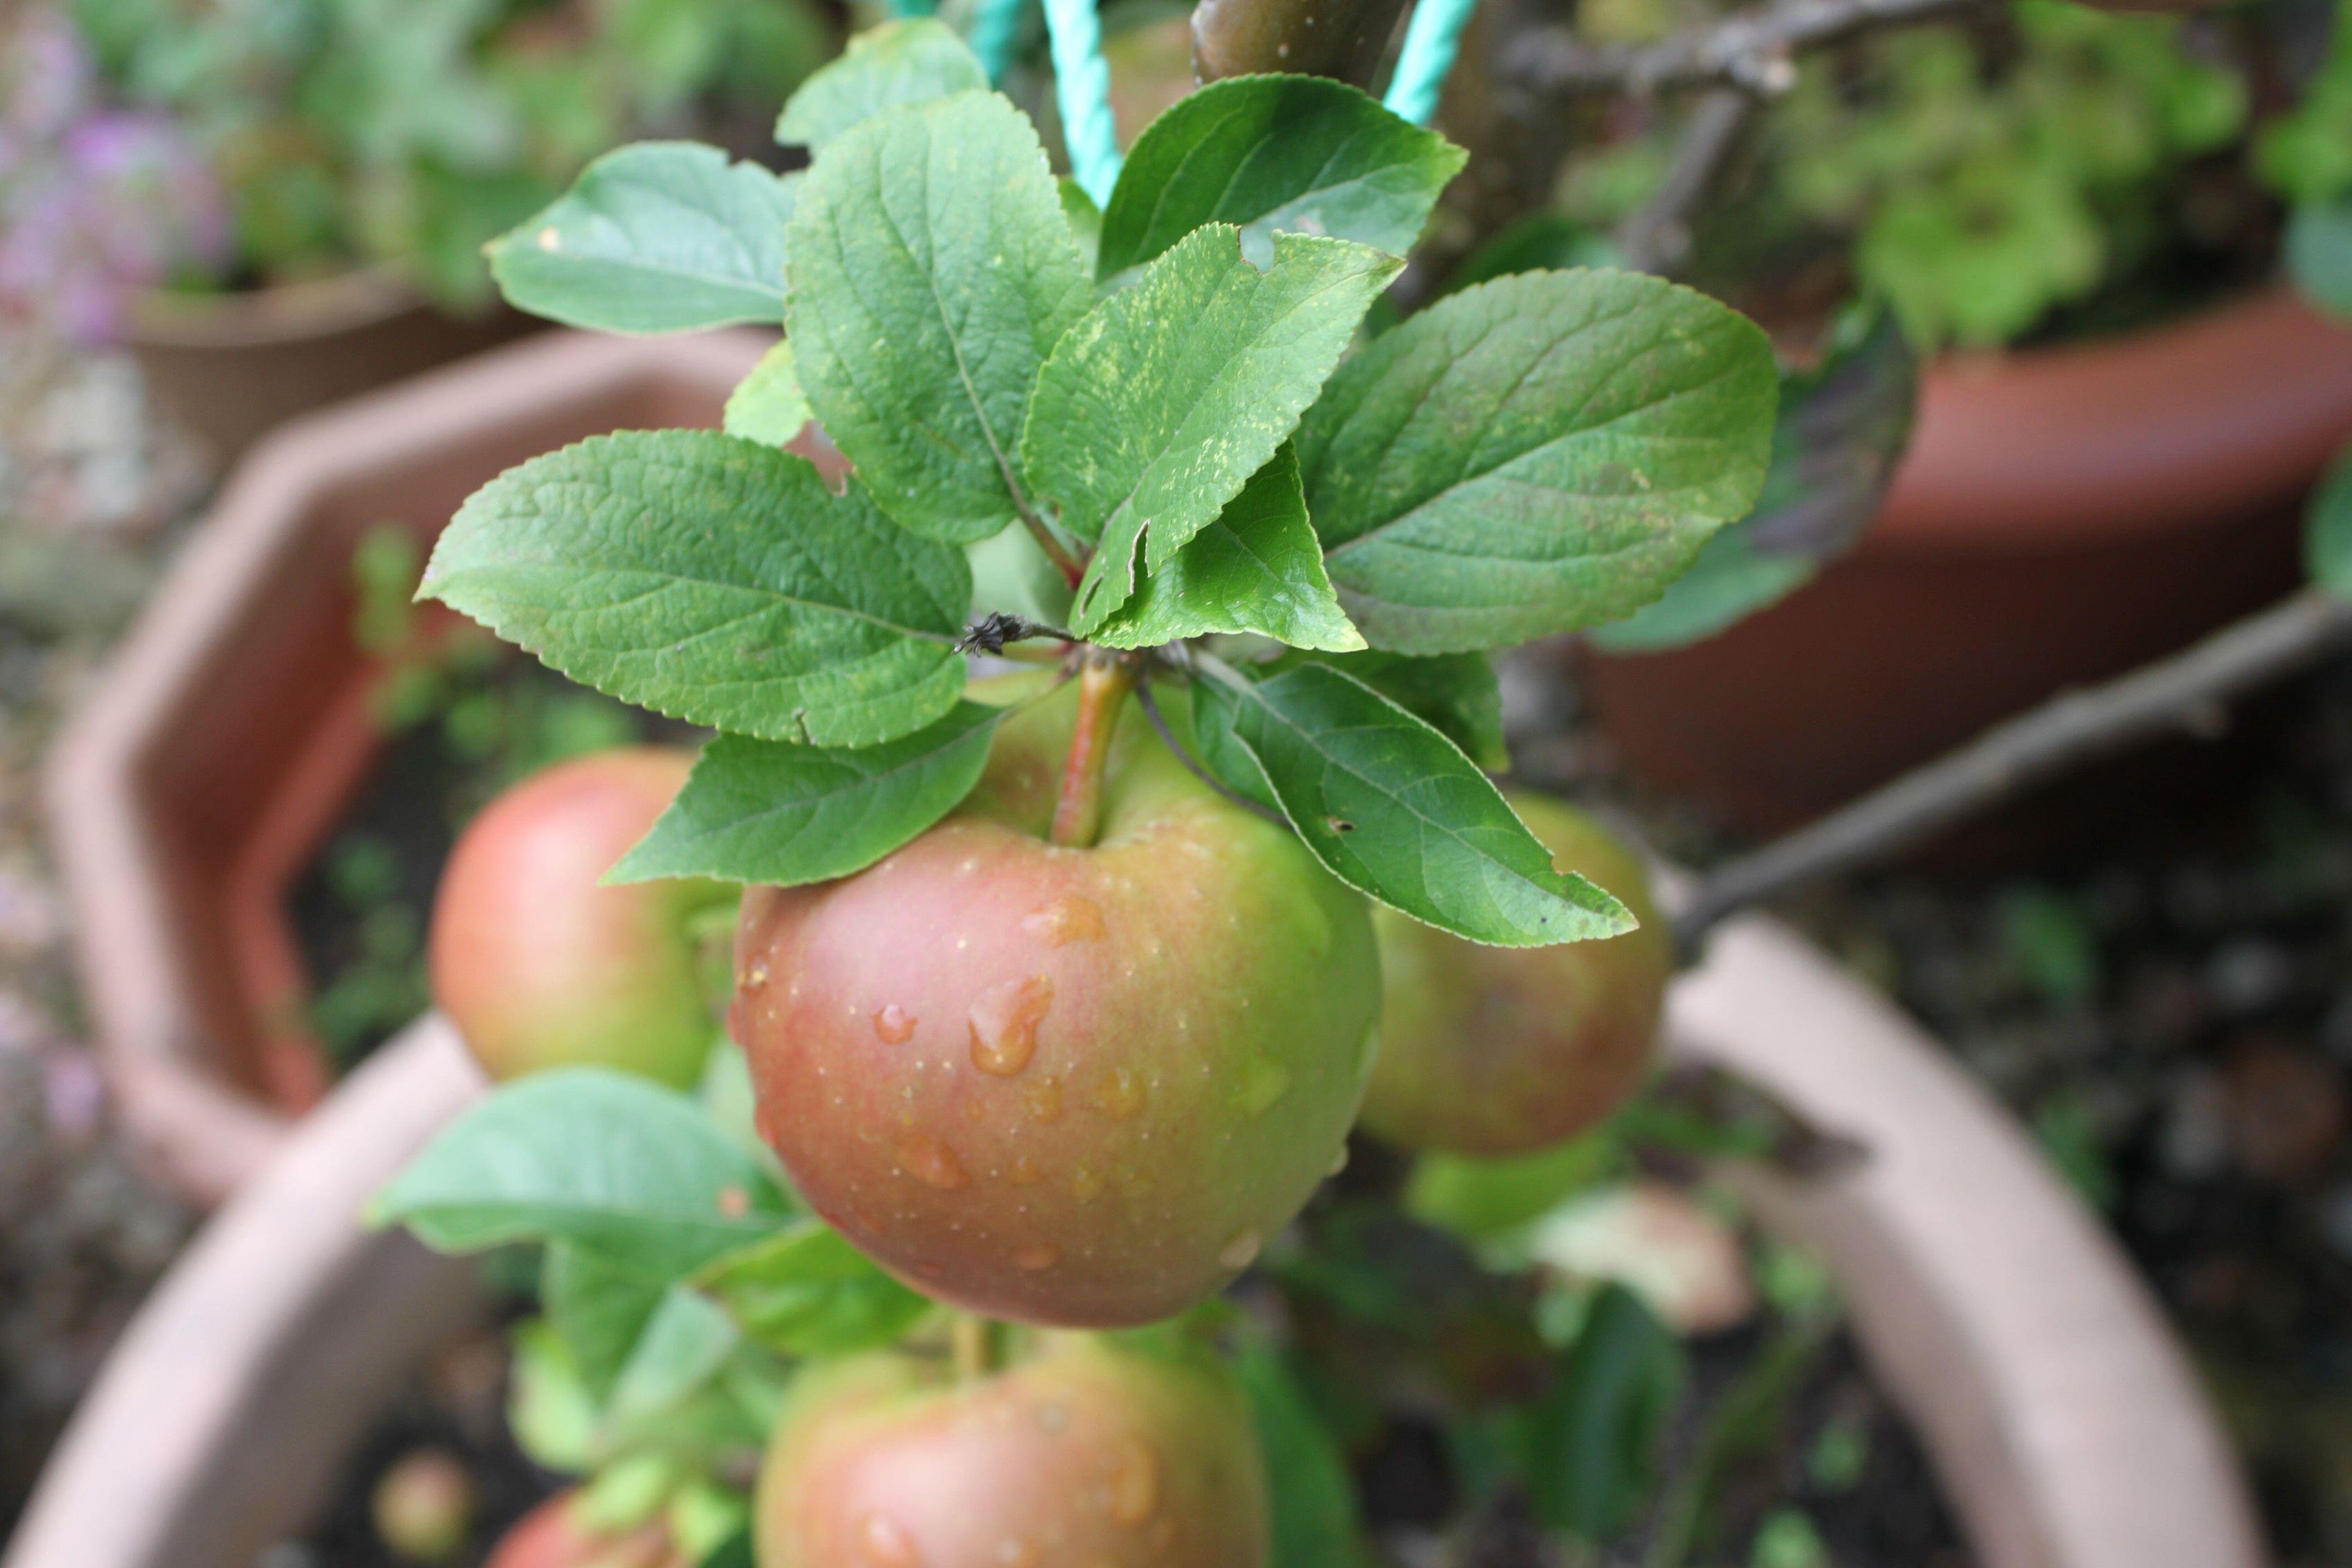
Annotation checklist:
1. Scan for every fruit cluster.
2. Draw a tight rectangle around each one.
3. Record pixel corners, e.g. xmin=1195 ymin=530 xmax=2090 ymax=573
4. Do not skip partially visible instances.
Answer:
xmin=377 ymin=18 xmax=1775 ymax=1565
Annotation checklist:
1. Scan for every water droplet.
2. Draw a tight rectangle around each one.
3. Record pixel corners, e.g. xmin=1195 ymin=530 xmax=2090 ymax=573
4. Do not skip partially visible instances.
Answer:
xmin=1327 ymin=1143 xmax=1351 ymax=1176
xmin=873 ymin=1004 xmax=916 ymax=1043
xmin=1091 ymin=1066 xmax=1146 ymax=1120
xmin=1219 ymin=1230 xmax=1261 ymax=1270
xmin=740 ymin=960 xmax=770 ymax=992
xmin=970 ymin=976 xmax=1054 ymax=1076
xmin=1071 ymin=1165 xmax=1105 ymax=1201
xmin=1027 ymin=1075 xmax=1064 ymax=1122
xmin=1013 ymin=1243 xmax=1059 ymax=1271
xmin=1008 ymin=1152 xmax=1044 ymax=1186
xmin=1237 ymin=1056 xmax=1291 ymax=1116
xmin=897 ymin=1133 xmax=971 ymax=1190
xmin=1021 ymin=895 xmax=1106 ymax=947
xmin=860 ymin=1514 xmax=922 ymax=1567
xmin=1106 ymin=1438 xmax=1160 ymax=1525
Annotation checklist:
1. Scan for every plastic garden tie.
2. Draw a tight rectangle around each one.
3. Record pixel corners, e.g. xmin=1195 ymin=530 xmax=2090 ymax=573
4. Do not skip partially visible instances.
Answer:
xmin=1384 ymin=0 xmax=1479 ymax=127
xmin=1045 ymin=0 xmax=1122 ymax=207
xmin=969 ymin=0 xmax=1030 ymax=82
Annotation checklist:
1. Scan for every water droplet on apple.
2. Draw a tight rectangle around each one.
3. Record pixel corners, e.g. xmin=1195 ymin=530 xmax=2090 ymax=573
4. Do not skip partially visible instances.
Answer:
xmin=873 ymin=1004 xmax=916 ymax=1043
xmin=1106 ymin=1437 xmax=1160 ymax=1525
xmin=1012 ymin=1243 xmax=1059 ymax=1271
xmin=859 ymin=1514 xmax=922 ymax=1567
xmin=1091 ymin=1066 xmax=1146 ymax=1120
xmin=1027 ymin=1075 xmax=1064 ymax=1122
xmin=969 ymin=976 xmax=1054 ymax=1076
xmin=740 ymin=960 xmax=770 ymax=992
xmin=1237 ymin=1056 xmax=1291 ymax=1115
xmin=1219 ymin=1230 xmax=1261 ymax=1270
xmin=897 ymin=1133 xmax=971 ymax=1190
xmin=1021 ymin=894 xmax=1106 ymax=947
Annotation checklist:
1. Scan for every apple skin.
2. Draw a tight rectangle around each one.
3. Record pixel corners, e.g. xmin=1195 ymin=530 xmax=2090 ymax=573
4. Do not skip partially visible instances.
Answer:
xmin=1360 ymin=793 xmax=1670 ymax=1156
xmin=756 ymin=1332 xmax=1268 ymax=1568
xmin=731 ymin=680 xmax=1380 ymax=1327
xmin=484 ymin=1493 xmax=685 ymax=1568
xmin=431 ymin=748 xmax=737 ymax=1088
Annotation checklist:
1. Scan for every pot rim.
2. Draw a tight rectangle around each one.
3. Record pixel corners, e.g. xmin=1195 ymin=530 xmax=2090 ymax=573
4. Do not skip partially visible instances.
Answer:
xmin=1873 ymin=284 xmax=2352 ymax=554
xmin=2 ymin=920 xmax=2266 ymax=1568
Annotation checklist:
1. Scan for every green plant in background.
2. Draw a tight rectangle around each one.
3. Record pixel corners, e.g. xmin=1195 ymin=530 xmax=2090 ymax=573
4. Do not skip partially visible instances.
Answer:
xmin=62 ymin=0 xmax=836 ymax=308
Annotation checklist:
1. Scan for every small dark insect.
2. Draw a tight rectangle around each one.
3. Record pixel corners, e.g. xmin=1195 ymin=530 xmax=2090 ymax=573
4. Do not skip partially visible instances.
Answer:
xmin=1327 ymin=817 xmax=1357 ymax=833
xmin=956 ymin=612 xmax=1030 ymax=655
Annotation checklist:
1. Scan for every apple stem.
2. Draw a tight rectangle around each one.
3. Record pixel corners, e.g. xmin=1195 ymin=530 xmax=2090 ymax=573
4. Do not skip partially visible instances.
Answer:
xmin=951 ymin=1313 xmax=999 ymax=1380
xmin=1048 ymin=649 xmax=1134 ymax=848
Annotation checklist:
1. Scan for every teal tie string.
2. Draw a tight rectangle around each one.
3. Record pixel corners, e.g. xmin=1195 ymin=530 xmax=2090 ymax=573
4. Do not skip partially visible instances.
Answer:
xmin=1383 ymin=0 xmax=1478 ymax=127
xmin=1043 ymin=0 xmax=1122 ymax=207
xmin=886 ymin=0 xmax=938 ymax=17
xmin=968 ymin=0 xmax=1031 ymax=82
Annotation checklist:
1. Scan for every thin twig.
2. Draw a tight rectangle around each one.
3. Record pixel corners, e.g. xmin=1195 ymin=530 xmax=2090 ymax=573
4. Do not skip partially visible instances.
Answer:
xmin=1135 ymin=678 xmax=1290 ymax=828
xmin=1675 ymin=590 xmax=2352 ymax=949
xmin=1511 ymin=0 xmax=1980 ymax=96
xmin=1614 ymin=87 xmax=1760 ymax=275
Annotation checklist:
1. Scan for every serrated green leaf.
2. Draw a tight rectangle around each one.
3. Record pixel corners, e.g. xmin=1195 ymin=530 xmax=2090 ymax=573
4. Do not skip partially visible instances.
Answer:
xmin=1096 ymin=74 xmax=1466 ymax=280
xmin=1300 ymin=270 xmax=1777 ymax=653
xmin=2289 ymin=198 xmax=2352 ymax=320
xmin=373 ymin=1068 xmax=790 ymax=1279
xmin=423 ymin=430 xmax=971 ymax=747
xmin=2307 ymin=442 xmax=2352 ymax=597
xmin=612 ymin=703 xmax=1006 ymax=886
xmin=545 ymin=1243 xmax=670 ymax=1401
xmin=787 ymin=91 xmax=1091 ymax=544
xmin=1233 ymin=1341 xmax=1370 ymax=1568
xmin=1091 ymin=445 xmax=1363 ymax=652
xmin=1592 ymin=309 xmax=1915 ymax=653
xmin=1024 ymin=226 xmax=1403 ymax=635
xmin=774 ymin=18 xmax=987 ymax=150
xmin=722 ymin=340 xmax=812 ymax=448
xmin=486 ymin=143 xmax=798 ymax=333
xmin=1197 ymin=662 xmax=1632 ymax=946
xmin=1270 ymin=648 xmax=1506 ymax=769
xmin=693 ymin=1222 xmax=932 ymax=1357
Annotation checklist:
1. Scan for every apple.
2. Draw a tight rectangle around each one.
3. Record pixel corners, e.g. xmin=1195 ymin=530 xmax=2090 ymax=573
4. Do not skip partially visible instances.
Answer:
xmin=1360 ymin=793 xmax=1670 ymax=1155
xmin=731 ymin=679 xmax=1380 ymax=1327
xmin=484 ymin=1493 xmax=684 ymax=1568
xmin=430 ymin=748 xmax=738 ymax=1087
xmin=371 ymin=1447 xmax=473 ymax=1563
xmin=756 ymin=1332 xmax=1268 ymax=1568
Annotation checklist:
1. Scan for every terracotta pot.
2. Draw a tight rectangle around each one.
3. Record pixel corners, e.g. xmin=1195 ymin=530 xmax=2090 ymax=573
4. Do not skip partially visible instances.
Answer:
xmin=1 ymin=924 xmax=2266 ymax=1568
xmin=1583 ymin=288 xmax=2352 ymax=832
xmin=124 ymin=271 xmax=540 ymax=466
xmin=44 ymin=329 xmax=770 ymax=1205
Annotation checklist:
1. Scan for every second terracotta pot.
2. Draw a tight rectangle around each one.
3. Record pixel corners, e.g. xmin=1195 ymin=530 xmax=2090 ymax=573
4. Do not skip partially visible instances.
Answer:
xmin=1583 ymin=288 xmax=2352 ymax=832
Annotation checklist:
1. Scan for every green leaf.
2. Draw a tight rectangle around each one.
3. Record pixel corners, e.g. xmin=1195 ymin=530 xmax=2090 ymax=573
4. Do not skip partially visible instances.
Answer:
xmin=693 ymin=1222 xmax=933 ymax=1357
xmin=1300 ymin=269 xmax=1778 ymax=653
xmin=1522 ymin=1284 xmax=1684 ymax=1542
xmin=1232 ymin=1341 xmax=1369 ymax=1568
xmin=1025 ymin=226 xmax=1403 ymax=635
xmin=1060 ymin=178 xmax=1104 ymax=274
xmin=2289 ymin=197 xmax=2352 ymax=320
xmin=722 ymin=340 xmax=812 ymax=448
xmin=372 ymin=1068 xmax=788 ymax=1279
xmin=2306 ymin=441 xmax=2352 ymax=597
xmin=509 ymin=1319 xmax=600 ymax=1471
xmin=1270 ymin=648 xmax=1506 ymax=769
xmin=422 ymin=430 xmax=971 ymax=747
xmin=1196 ymin=662 xmax=1634 ymax=946
xmin=787 ymin=91 xmax=1091 ymax=545
xmin=773 ymin=19 xmax=987 ymax=150
xmin=1095 ymin=74 xmax=1466 ymax=280
xmin=544 ymin=1243 xmax=670 ymax=1400
xmin=606 ymin=1287 xmax=744 ymax=1430
xmin=612 ymin=703 xmax=1007 ymax=886
xmin=1091 ymin=446 xmax=1364 ymax=652
xmin=486 ymin=143 xmax=798 ymax=334
xmin=1591 ymin=309 xmax=1915 ymax=653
